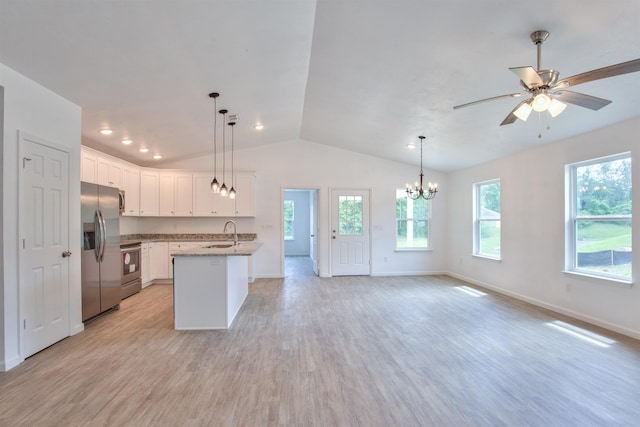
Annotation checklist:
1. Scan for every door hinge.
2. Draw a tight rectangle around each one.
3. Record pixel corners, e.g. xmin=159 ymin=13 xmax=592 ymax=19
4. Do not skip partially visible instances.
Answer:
xmin=23 ymin=157 xmax=32 ymax=168
xmin=24 ymin=319 xmax=26 ymax=330
xmin=23 ymin=239 xmax=26 ymax=249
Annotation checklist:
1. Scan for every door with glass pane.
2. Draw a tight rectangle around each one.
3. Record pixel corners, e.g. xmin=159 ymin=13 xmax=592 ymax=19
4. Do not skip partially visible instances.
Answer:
xmin=330 ymin=189 xmax=370 ymax=276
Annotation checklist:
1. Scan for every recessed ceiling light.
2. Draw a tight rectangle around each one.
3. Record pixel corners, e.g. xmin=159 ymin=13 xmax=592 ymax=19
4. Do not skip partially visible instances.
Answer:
xmin=139 ymin=148 xmax=149 ymax=153
xmin=407 ymin=143 xmax=416 ymax=150
xmin=153 ymin=154 xmax=162 ymax=159
xmin=99 ymin=129 xmax=113 ymax=135
xmin=121 ymin=139 xmax=133 ymax=145
xmin=254 ymin=124 xmax=264 ymax=130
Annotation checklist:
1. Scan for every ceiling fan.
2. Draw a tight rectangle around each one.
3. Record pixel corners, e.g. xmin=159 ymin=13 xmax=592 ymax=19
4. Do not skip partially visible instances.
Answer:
xmin=453 ymin=30 xmax=640 ymax=125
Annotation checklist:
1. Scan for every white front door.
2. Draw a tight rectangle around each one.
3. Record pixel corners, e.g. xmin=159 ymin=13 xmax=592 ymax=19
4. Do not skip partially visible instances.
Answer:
xmin=330 ymin=189 xmax=370 ymax=276
xmin=19 ymin=133 xmax=70 ymax=357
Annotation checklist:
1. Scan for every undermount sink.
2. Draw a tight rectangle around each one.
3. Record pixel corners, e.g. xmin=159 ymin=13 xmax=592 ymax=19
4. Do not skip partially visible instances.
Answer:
xmin=205 ymin=244 xmax=234 ymax=249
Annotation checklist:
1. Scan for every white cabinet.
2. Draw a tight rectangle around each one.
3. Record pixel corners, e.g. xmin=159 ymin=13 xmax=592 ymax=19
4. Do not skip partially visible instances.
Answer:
xmin=140 ymin=169 xmax=160 ymax=216
xmin=153 ymin=242 xmax=169 ymax=279
xmin=121 ymin=165 xmax=140 ymax=216
xmin=234 ymin=173 xmax=255 ymax=217
xmin=193 ymin=173 xmax=216 ymax=216
xmin=141 ymin=243 xmax=151 ymax=287
xmin=81 ymin=149 xmax=98 ymax=183
xmin=160 ymin=172 xmax=193 ymax=216
xmin=97 ymin=157 xmax=122 ymax=188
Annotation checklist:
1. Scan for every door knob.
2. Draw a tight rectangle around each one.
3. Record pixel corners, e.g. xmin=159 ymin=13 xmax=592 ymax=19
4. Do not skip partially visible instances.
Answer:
xmin=62 ymin=251 xmax=72 ymax=258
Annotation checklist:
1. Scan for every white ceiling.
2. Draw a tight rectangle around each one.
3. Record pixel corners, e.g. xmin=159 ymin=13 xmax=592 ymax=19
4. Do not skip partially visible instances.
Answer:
xmin=1 ymin=0 xmax=639 ymax=172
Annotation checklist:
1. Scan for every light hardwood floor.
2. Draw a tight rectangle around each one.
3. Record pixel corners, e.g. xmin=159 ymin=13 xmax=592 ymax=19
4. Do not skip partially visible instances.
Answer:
xmin=1 ymin=257 xmax=639 ymax=426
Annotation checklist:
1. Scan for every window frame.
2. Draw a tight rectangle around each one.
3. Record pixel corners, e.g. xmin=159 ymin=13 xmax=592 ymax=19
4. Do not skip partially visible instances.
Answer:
xmin=395 ymin=189 xmax=431 ymax=251
xmin=473 ymin=179 xmax=501 ymax=260
xmin=283 ymin=199 xmax=295 ymax=240
xmin=566 ymin=152 xmax=632 ymax=283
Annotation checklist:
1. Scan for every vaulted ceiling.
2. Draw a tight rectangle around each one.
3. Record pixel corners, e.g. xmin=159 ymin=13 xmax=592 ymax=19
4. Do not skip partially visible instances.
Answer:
xmin=1 ymin=1 xmax=639 ymax=171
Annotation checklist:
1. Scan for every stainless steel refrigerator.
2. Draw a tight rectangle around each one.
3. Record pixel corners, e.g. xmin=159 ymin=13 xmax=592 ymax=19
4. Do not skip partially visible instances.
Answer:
xmin=81 ymin=182 xmax=121 ymax=321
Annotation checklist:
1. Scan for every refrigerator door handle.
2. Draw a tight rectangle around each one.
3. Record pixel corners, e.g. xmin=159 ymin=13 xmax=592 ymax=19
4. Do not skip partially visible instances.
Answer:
xmin=94 ymin=210 xmax=101 ymax=262
xmin=98 ymin=210 xmax=107 ymax=262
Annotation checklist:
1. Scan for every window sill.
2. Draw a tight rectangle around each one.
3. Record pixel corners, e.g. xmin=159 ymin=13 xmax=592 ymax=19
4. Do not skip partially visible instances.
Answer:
xmin=472 ymin=254 xmax=502 ymax=262
xmin=562 ymin=270 xmax=633 ymax=288
xmin=394 ymin=248 xmax=432 ymax=253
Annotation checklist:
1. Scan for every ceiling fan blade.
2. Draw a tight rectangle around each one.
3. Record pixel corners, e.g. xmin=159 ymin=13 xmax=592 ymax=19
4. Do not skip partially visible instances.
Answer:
xmin=509 ymin=66 xmax=544 ymax=88
xmin=500 ymin=99 xmax=531 ymax=126
xmin=453 ymin=93 xmax=525 ymax=110
xmin=553 ymin=90 xmax=612 ymax=110
xmin=556 ymin=58 xmax=640 ymax=88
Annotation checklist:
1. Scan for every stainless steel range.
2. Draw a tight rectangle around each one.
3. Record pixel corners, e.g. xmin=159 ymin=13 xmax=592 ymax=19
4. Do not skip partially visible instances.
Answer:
xmin=121 ymin=242 xmax=142 ymax=299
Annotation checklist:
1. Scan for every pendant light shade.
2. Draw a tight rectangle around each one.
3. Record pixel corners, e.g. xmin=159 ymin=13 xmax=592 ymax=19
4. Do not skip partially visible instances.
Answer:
xmin=219 ymin=108 xmax=229 ymax=197
xmin=228 ymin=121 xmax=237 ymax=199
xmin=209 ymin=92 xmax=221 ymax=193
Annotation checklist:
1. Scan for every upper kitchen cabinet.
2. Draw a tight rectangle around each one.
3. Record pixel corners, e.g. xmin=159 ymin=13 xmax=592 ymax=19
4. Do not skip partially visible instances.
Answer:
xmin=159 ymin=172 xmax=193 ymax=216
xmin=234 ymin=172 xmax=255 ymax=217
xmin=121 ymin=165 xmax=140 ymax=216
xmin=139 ymin=169 xmax=160 ymax=216
xmin=97 ymin=156 xmax=122 ymax=188
xmin=81 ymin=148 xmax=98 ymax=183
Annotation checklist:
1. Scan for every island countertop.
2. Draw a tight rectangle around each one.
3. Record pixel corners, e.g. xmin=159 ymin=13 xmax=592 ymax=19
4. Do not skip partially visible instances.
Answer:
xmin=171 ymin=242 xmax=263 ymax=257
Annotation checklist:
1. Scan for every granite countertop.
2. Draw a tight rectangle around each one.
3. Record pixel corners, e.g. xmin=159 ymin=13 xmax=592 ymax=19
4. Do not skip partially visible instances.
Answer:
xmin=120 ymin=233 xmax=257 ymax=245
xmin=172 ymin=242 xmax=263 ymax=257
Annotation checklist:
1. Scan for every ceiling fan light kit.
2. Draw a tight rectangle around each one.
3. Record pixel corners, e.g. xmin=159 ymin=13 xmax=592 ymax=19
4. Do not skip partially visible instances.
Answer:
xmin=453 ymin=30 xmax=640 ymax=130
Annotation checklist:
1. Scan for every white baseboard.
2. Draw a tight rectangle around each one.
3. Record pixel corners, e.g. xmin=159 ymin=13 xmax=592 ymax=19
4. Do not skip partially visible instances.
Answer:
xmin=1 ymin=355 xmax=21 ymax=372
xmin=447 ymin=272 xmax=640 ymax=341
xmin=371 ymin=270 xmax=448 ymax=277
xmin=71 ymin=322 xmax=85 ymax=336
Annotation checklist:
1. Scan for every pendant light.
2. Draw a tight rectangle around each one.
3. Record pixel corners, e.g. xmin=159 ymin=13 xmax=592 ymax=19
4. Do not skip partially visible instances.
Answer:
xmin=406 ymin=136 xmax=438 ymax=200
xmin=209 ymin=92 xmax=220 ymax=193
xmin=228 ymin=121 xmax=237 ymax=199
xmin=219 ymin=108 xmax=229 ymax=197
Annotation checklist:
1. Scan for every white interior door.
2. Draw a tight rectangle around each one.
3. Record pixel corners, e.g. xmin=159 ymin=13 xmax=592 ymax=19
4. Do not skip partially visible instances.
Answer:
xmin=330 ymin=189 xmax=370 ymax=276
xmin=19 ymin=133 xmax=70 ymax=358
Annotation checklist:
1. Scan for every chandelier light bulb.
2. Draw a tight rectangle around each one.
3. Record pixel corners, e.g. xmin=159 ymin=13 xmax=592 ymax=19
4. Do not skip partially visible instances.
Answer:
xmin=229 ymin=187 xmax=236 ymax=199
xmin=220 ymin=183 xmax=228 ymax=197
xmin=532 ymin=93 xmax=551 ymax=112
xmin=547 ymin=98 xmax=567 ymax=117
xmin=514 ymin=102 xmax=533 ymax=121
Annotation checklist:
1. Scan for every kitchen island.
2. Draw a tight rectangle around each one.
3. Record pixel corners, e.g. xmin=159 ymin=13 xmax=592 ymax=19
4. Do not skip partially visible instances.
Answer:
xmin=172 ymin=242 xmax=263 ymax=330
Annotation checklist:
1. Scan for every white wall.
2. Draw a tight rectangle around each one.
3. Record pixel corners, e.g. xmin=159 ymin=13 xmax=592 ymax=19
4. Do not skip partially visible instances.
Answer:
xmin=163 ymin=139 xmax=449 ymax=278
xmin=447 ymin=117 xmax=640 ymax=339
xmin=284 ymin=190 xmax=311 ymax=256
xmin=1 ymin=63 xmax=82 ymax=370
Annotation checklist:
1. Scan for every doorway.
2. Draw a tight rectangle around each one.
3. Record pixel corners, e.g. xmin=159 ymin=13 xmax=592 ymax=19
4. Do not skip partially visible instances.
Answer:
xmin=283 ymin=188 xmax=318 ymax=277
xmin=330 ymin=188 xmax=371 ymax=276
xmin=19 ymin=132 xmax=72 ymax=358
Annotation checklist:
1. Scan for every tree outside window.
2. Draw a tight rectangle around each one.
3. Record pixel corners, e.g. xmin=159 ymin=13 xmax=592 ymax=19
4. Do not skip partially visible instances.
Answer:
xmin=474 ymin=180 xmax=501 ymax=258
xmin=396 ymin=190 xmax=429 ymax=249
xmin=568 ymin=153 xmax=632 ymax=281
xmin=284 ymin=200 xmax=295 ymax=240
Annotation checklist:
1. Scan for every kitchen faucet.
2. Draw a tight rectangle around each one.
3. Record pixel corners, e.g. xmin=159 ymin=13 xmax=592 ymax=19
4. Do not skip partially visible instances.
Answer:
xmin=223 ymin=220 xmax=238 ymax=246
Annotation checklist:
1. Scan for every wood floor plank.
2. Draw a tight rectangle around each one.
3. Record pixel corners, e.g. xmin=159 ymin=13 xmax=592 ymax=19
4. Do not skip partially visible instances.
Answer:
xmin=1 ymin=257 xmax=639 ymax=426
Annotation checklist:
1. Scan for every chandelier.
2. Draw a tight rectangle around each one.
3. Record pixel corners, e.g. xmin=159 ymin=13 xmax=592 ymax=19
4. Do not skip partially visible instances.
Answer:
xmin=406 ymin=136 xmax=438 ymax=200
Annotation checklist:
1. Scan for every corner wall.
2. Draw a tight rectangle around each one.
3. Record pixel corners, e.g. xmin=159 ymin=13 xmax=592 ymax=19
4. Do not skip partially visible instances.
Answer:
xmin=1 ymin=63 xmax=82 ymax=370
xmin=446 ymin=117 xmax=640 ymax=338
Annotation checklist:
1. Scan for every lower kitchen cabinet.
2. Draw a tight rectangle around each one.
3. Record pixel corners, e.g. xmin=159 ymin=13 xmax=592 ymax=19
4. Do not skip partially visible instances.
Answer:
xmin=153 ymin=242 xmax=169 ymax=279
xmin=141 ymin=243 xmax=151 ymax=287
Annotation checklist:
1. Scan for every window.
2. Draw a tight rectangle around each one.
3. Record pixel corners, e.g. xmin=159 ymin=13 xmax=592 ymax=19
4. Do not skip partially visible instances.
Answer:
xmin=567 ymin=153 xmax=632 ymax=281
xmin=338 ymin=195 xmax=363 ymax=235
xmin=396 ymin=190 xmax=429 ymax=249
xmin=474 ymin=179 xmax=501 ymax=259
xmin=284 ymin=200 xmax=294 ymax=240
